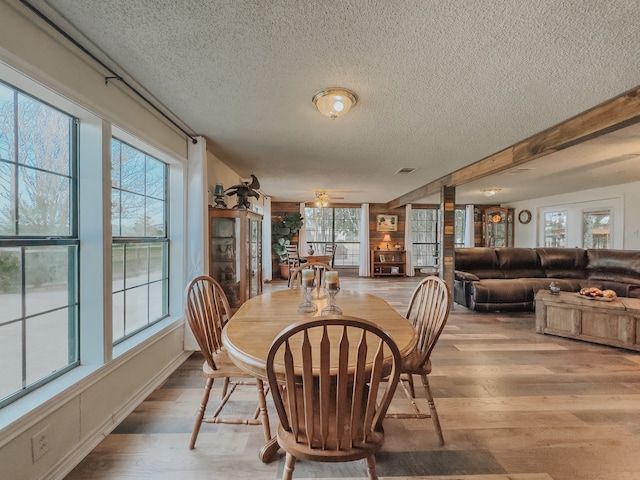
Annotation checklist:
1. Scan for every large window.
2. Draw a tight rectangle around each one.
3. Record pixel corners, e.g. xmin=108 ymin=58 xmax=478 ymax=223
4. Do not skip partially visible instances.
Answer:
xmin=411 ymin=207 xmax=466 ymax=267
xmin=411 ymin=208 xmax=438 ymax=267
xmin=0 ymin=81 xmax=79 ymax=407
xmin=111 ymin=138 xmax=168 ymax=343
xmin=583 ymin=209 xmax=610 ymax=249
xmin=544 ymin=211 xmax=567 ymax=247
xmin=539 ymin=200 xmax=621 ymax=248
xmin=454 ymin=207 xmax=466 ymax=247
xmin=304 ymin=207 xmax=360 ymax=266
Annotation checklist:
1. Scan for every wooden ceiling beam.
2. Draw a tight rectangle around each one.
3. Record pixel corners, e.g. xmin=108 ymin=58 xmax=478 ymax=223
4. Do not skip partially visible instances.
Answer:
xmin=386 ymin=85 xmax=640 ymax=210
xmin=386 ymin=175 xmax=451 ymax=211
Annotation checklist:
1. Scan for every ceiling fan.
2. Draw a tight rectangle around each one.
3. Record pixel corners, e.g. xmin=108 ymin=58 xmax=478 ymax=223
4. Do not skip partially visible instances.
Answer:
xmin=313 ymin=191 xmax=344 ymax=207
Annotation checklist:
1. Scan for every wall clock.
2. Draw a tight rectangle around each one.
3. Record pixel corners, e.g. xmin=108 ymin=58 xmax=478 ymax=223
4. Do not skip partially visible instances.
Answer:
xmin=518 ymin=209 xmax=532 ymax=224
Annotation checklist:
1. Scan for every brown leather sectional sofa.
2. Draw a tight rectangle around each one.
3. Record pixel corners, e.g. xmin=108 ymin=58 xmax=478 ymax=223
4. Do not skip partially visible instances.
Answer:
xmin=454 ymin=247 xmax=640 ymax=311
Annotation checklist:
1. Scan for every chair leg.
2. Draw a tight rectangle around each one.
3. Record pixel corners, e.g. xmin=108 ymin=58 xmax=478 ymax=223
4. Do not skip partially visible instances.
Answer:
xmin=365 ymin=454 xmax=378 ymax=480
xmin=385 ymin=374 xmax=425 ymax=419
xmin=189 ymin=377 xmax=214 ymax=450
xmin=422 ymin=374 xmax=444 ymax=446
xmin=255 ymin=378 xmax=272 ymax=443
xmin=221 ymin=377 xmax=230 ymax=398
xmin=406 ymin=373 xmax=416 ymax=398
xmin=282 ymin=452 xmax=296 ymax=480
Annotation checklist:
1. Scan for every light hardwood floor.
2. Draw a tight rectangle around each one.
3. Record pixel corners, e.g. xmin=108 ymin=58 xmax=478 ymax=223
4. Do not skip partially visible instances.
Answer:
xmin=65 ymin=274 xmax=640 ymax=480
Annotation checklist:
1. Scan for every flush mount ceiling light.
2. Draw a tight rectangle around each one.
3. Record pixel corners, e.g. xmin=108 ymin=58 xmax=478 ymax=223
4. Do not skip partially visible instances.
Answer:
xmin=482 ymin=188 xmax=501 ymax=197
xmin=312 ymin=87 xmax=357 ymax=119
xmin=315 ymin=191 xmax=329 ymax=207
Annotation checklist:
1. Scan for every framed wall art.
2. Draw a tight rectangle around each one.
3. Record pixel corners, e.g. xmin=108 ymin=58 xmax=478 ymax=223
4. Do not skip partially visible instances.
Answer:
xmin=376 ymin=214 xmax=397 ymax=232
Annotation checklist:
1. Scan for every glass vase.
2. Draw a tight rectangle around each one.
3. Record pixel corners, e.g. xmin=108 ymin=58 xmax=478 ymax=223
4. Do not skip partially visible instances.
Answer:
xmin=297 ymin=285 xmax=318 ymax=313
xmin=321 ymin=286 xmax=342 ymax=315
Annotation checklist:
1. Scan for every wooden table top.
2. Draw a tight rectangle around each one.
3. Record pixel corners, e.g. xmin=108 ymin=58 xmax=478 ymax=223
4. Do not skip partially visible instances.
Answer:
xmin=536 ymin=290 xmax=627 ymax=311
xmin=537 ymin=290 xmax=640 ymax=313
xmin=222 ymin=288 xmax=417 ymax=379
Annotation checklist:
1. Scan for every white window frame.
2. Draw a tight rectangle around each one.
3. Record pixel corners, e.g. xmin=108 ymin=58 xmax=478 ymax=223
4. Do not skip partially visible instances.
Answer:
xmin=110 ymin=136 xmax=169 ymax=344
xmin=538 ymin=197 xmax=623 ymax=248
xmin=0 ymin=78 xmax=80 ymax=407
xmin=411 ymin=207 xmax=439 ymax=268
xmin=0 ymin=60 xmax=186 ymax=413
xmin=582 ymin=208 xmax=612 ymax=249
xmin=110 ymin=127 xmax=185 ymax=357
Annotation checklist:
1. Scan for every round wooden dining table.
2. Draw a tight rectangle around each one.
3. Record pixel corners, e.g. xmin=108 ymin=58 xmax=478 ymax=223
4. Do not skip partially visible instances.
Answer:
xmin=222 ymin=288 xmax=416 ymax=462
xmin=223 ymin=288 xmax=416 ymax=378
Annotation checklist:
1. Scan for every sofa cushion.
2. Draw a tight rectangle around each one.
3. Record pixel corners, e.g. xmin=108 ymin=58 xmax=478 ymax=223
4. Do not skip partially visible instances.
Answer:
xmin=629 ymin=286 xmax=640 ymax=299
xmin=454 ymin=270 xmax=480 ymax=282
xmin=523 ymin=278 xmax=585 ymax=294
xmin=495 ymin=248 xmax=546 ymax=279
xmin=471 ymin=279 xmax=536 ymax=303
xmin=587 ymin=249 xmax=640 ymax=287
xmin=455 ymin=247 xmax=504 ymax=279
xmin=537 ymin=247 xmax=588 ymax=279
xmin=600 ymin=281 xmax=638 ymax=297
xmin=469 ymin=299 xmax=534 ymax=312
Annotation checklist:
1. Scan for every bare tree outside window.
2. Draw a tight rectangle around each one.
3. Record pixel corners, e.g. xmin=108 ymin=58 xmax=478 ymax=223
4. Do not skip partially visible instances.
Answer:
xmin=0 ymin=80 xmax=78 ymax=408
xmin=304 ymin=207 xmax=360 ymax=266
xmin=544 ymin=211 xmax=567 ymax=247
xmin=411 ymin=208 xmax=438 ymax=267
xmin=583 ymin=209 xmax=610 ymax=249
xmin=111 ymin=138 xmax=168 ymax=343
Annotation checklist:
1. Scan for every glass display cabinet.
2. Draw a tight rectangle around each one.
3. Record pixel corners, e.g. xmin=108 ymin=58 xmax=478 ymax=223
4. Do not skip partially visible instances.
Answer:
xmin=482 ymin=207 xmax=514 ymax=247
xmin=208 ymin=207 xmax=262 ymax=309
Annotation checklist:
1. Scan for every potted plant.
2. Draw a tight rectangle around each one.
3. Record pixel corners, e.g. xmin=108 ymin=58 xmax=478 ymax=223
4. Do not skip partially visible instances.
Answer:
xmin=271 ymin=212 xmax=304 ymax=279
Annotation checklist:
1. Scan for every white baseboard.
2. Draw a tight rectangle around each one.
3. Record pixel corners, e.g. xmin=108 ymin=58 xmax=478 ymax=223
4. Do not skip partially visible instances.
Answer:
xmin=44 ymin=350 xmax=191 ymax=480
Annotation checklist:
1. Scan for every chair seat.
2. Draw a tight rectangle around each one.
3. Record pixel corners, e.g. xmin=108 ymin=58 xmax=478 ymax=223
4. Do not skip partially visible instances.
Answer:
xmin=277 ymin=424 xmax=384 ymax=463
xmin=400 ymin=351 xmax=432 ymax=375
xmin=202 ymin=349 xmax=252 ymax=378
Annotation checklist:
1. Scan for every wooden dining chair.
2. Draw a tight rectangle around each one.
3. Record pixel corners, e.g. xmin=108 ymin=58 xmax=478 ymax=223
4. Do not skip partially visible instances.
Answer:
xmin=285 ymin=244 xmax=301 ymax=271
xmin=324 ymin=243 xmax=337 ymax=267
xmin=386 ymin=275 xmax=451 ymax=446
xmin=266 ymin=316 xmax=401 ymax=480
xmin=184 ymin=275 xmax=271 ymax=450
xmin=288 ymin=262 xmax=334 ymax=291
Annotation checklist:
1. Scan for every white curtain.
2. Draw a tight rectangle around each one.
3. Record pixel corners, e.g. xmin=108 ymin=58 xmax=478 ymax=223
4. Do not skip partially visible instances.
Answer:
xmin=298 ymin=202 xmax=308 ymax=256
xmin=359 ymin=203 xmax=370 ymax=276
xmin=185 ymin=136 xmax=207 ymax=351
xmin=465 ymin=204 xmax=475 ymax=247
xmin=186 ymin=136 xmax=207 ymax=280
xmin=262 ymin=196 xmax=272 ymax=281
xmin=405 ymin=204 xmax=415 ymax=276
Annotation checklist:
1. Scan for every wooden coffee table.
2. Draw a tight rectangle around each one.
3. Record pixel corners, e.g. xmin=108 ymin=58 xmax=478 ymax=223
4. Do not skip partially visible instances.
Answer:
xmin=535 ymin=290 xmax=640 ymax=351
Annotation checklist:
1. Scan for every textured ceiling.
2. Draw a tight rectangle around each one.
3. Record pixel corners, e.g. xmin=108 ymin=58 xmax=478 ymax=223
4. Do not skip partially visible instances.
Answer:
xmin=28 ymin=0 xmax=640 ymax=204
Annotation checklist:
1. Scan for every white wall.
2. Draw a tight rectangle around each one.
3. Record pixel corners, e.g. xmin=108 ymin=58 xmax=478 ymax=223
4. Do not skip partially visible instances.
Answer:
xmin=207 ymin=151 xmax=265 ymax=210
xmin=0 ymin=3 xmax=191 ymax=479
xmin=507 ymin=181 xmax=640 ymax=250
xmin=208 ymin=152 xmax=241 ymax=206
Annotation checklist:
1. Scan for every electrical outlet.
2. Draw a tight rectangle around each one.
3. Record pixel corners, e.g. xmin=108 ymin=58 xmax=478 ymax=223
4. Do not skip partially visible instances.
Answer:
xmin=31 ymin=425 xmax=51 ymax=463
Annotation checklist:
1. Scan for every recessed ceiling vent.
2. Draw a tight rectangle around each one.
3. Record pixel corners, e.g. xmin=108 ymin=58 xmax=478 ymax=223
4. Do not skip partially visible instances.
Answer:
xmin=395 ymin=167 xmax=416 ymax=174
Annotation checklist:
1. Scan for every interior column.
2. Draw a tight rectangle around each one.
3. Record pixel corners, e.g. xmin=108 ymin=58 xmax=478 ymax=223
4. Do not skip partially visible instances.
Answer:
xmin=439 ymin=185 xmax=455 ymax=303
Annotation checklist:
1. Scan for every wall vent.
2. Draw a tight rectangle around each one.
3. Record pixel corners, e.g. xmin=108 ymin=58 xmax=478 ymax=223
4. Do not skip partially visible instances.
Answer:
xmin=395 ymin=167 xmax=416 ymax=174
